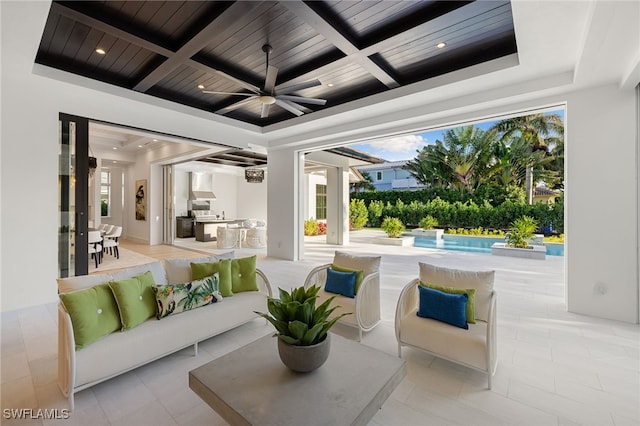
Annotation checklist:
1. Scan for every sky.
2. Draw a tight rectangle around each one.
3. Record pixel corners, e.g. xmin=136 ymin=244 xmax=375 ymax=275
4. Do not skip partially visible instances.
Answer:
xmin=351 ymin=109 xmax=565 ymax=162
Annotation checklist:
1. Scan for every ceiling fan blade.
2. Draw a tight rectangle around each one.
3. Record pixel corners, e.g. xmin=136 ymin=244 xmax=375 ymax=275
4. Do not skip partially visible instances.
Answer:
xmin=214 ymin=70 xmax=260 ymax=94
xmin=264 ymin=65 xmax=278 ymax=94
xmin=276 ymin=95 xmax=326 ymax=106
xmin=215 ymin=97 xmax=257 ymax=115
xmin=202 ymin=91 xmax=255 ymax=97
xmin=275 ymin=99 xmax=305 ymax=116
xmin=260 ymin=103 xmax=271 ymax=118
xmin=277 ymin=79 xmax=322 ymax=95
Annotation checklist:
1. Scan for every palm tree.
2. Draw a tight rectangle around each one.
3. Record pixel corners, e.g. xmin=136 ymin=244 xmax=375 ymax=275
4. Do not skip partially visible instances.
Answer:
xmin=403 ymin=126 xmax=499 ymax=193
xmin=350 ymin=171 xmax=375 ymax=193
xmin=490 ymin=113 xmax=564 ymax=203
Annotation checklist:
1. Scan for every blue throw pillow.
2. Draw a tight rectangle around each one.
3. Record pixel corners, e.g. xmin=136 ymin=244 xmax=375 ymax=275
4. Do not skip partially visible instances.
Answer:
xmin=324 ymin=268 xmax=357 ymax=298
xmin=417 ymin=285 xmax=469 ymax=329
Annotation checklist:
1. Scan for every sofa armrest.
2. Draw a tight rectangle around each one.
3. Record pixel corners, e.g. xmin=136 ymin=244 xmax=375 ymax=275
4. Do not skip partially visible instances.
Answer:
xmin=395 ymin=278 xmax=420 ymax=344
xmin=486 ymin=290 xmax=497 ymax=375
xmin=256 ymin=268 xmax=273 ymax=298
xmin=354 ymin=271 xmax=381 ymax=330
xmin=57 ymin=302 xmax=76 ymax=409
xmin=303 ymin=263 xmax=332 ymax=289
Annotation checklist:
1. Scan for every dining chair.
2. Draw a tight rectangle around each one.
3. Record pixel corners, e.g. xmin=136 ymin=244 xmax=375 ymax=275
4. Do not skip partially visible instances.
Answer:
xmin=102 ymin=226 xmax=122 ymax=258
xmin=88 ymin=230 xmax=103 ymax=268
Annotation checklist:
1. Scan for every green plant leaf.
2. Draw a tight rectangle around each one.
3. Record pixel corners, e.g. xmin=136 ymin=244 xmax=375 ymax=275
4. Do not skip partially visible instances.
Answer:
xmin=288 ymin=320 xmax=309 ymax=340
xmin=278 ymin=334 xmax=300 ymax=345
xmin=278 ymin=288 xmax=292 ymax=303
xmin=302 ymin=322 xmax=324 ymax=345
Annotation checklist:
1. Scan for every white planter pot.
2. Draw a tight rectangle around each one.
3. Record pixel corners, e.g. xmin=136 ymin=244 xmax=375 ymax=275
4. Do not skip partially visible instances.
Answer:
xmin=491 ymin=243 xmax=546 ymax=260
xmin=374 ymin=236 xmax=415 ymax=246
xmin=410 ymin=229 xmax=444 ymax=239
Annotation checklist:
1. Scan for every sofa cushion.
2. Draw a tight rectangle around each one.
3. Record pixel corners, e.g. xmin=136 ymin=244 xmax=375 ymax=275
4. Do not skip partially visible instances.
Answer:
xmin=330 ymin=264 xmax=364 ymax=294
xmin=152 ymin=273 xmax=221 ymax=319
xmin=59 ymin=283 xmax=121 ymax=350
xmin=417 ymin=285 xmax=468 ymax=329
xmin=109 ymin=271 xmax=157 ymax=330
xmin=164 ymin=252 xmax=234 ymax=284
xmin=324 ymin=268 xmax=356 ymax=298
xmin=420 ymin=281 xmax=476 ymax=324
xmin=231 ymin=255 xmax=258 ymax=293
xmin=111 ymin=261 xmax=167 ymax=286
xmin=191 ymin=259 xmax=233 ymax=297
xmin=419 ymin=262 xmax=494 ymax=322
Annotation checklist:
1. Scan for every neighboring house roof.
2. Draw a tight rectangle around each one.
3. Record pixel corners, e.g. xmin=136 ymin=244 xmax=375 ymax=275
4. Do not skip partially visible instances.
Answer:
xmin=534 ymin=187 xmax=558 ymax=197
xmin=356 ymin=160 xmax=408 ymax=171
xmin=325 ymin=146 xmax=386 ymax=164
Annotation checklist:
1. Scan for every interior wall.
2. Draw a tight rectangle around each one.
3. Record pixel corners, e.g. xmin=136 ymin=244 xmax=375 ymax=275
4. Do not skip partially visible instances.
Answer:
xmin=0 ymin=1 xmax=260 ymax=312
xmin=236 ymin=174 xmax=268 ymax=222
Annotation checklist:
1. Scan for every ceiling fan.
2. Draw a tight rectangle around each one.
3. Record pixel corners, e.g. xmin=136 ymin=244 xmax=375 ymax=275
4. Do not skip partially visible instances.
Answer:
xmin=203 ymin=44 xmax=327 ymax=118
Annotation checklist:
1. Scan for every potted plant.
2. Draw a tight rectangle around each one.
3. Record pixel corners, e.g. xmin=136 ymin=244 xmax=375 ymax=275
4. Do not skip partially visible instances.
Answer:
xmin=491 ymin=215 xmax=546 ymax=259
xmin=411 ymin=215 xmax=444 ymax=239
xmin=505 ymin=215 xmax=538 ymax=248
xmin=255 ymin=285 xmax=349 ymax=372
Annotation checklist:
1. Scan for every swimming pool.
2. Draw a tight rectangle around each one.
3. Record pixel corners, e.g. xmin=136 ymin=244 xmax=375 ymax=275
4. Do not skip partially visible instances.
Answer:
xmin=412 ymin=235 xmax=564 ymax=256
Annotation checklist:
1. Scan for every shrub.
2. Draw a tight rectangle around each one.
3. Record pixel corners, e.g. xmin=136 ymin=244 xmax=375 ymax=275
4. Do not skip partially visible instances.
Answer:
xmin=349 ymin=199 xmax=368 ymax=229
xmin=418 ymin=215 xmax=438 ymax=229
xmin=367 ymin=200 xmax=384 ymax=227
xmin=381 ymin=216 xmax=405 ymax=238
xmin=304 ymin=219 xmax=319 ymax=236
xmin=505 ymin=216 xmax=538 ymax=248
xmin=317 ymin=222 xmax=327 ymax=235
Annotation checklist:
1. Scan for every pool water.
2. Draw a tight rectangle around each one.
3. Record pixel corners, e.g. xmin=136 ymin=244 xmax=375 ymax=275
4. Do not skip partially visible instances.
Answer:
xmin=413 ymin=235 xmax=564 ymax=256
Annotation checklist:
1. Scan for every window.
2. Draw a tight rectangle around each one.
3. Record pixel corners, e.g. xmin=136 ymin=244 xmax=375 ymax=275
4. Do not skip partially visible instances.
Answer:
xmin=100 ymin=170 xmax=111 ymax=217
xmin=315 ymin=184 xmax=327 ymax=220
xmin=376 ymin=171 xmax=383 ymax=181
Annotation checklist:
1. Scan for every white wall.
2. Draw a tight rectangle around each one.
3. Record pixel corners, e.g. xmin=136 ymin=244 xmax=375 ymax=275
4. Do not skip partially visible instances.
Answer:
xmin=0 ymin=1 xmax=261 ymax=312
xmin=305 ymin=173 xmax=327 ymax=220
xmin=565 ymin=84 xmax=638 ymax=323
xmin=236 ymin=174 xmax=268 ymax=222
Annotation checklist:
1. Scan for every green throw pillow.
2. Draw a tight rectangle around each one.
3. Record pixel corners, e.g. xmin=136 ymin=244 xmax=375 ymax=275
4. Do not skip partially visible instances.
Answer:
xmin=191 ymin=259 xmax=233 ymax=297
xmin=331 ymin=264 xmax=364 ymax=294
xmin=109 ymin=271 xmax=157 ymax=330
xmin=420 ymin=281 xmax=476 ymax=324
xmin=231 ymin=255 xmax=258 ymax=293
xmin=152 ymin=273 xmax=222 ymax=319
xmin=59 ymin=283 xmax=121 ymax=350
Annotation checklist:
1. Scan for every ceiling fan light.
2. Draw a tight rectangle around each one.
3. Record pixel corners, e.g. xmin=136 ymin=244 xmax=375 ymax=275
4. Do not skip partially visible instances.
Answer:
xmin=259 ymin=95 xmax=276 ymax=105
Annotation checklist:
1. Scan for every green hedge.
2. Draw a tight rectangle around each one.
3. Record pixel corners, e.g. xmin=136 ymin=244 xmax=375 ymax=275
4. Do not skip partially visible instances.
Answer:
xmin=359 ymin=195 xmax=564 ymax=233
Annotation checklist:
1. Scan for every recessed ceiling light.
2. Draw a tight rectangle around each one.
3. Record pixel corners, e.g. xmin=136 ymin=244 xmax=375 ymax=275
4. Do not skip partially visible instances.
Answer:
xmin=138 ymin=145 xmax=143 ymax=148
xmin=436 ymin=42 xmax=446 ymax=49
xmin=197 ymin=84 xmax=205 ymax=89
xmin=153 ymin=139 xmax=158 ymax=142
xmin=113 ymin=161 xmax=117 ymax=164
xmin=327 ymin=83 xmax=334 ymax=87
xmin=95 ymin=48 xmax=106 ymax=55
xmin=112 ymin=147 xmax=117 ymax=150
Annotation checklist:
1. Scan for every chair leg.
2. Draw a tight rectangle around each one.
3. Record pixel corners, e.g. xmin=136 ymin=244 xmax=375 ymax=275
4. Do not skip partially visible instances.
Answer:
xmin=94 ymin=252 xmax=99 ymax=268
xmin=114 ymin=246 xmax=119 ymax=259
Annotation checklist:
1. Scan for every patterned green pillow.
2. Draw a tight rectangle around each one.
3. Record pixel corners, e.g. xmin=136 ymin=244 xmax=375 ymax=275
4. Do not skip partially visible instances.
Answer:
xmin=152 ymin=273 xmax=222 ymax=320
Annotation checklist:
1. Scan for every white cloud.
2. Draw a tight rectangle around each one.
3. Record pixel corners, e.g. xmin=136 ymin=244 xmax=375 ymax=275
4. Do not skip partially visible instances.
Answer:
xmin=364 ymin=134 xmax=428 ymax=153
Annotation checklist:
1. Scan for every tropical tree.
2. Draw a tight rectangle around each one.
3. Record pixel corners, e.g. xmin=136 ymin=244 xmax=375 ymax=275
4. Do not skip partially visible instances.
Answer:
xmin=490 ymin=113 xmax=564 ymax=202
xmin=350 ymin=171 xmax=375 ymax=193
xmin=403 ymin=126 xmax=499 ymax=194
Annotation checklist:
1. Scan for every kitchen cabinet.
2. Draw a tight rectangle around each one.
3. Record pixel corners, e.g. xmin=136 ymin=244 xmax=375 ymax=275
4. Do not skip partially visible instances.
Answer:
xmin=176 ymin=217 xmax=194 ymax=238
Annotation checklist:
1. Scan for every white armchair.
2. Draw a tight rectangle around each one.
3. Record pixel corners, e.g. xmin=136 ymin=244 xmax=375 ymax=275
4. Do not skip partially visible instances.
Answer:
xmin=304 ymin=251 xmax=381 ymax=341
xmin=395 ymin=262 xmax=497 ymax=389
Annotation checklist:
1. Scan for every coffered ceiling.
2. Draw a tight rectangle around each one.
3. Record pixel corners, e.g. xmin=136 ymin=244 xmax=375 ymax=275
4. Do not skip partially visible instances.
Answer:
xmin=36 ymin=1 xmax=517 ymax=127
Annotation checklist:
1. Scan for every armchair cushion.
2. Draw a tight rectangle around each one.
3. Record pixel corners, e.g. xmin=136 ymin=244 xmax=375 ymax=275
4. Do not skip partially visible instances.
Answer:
xmin=330 ymin=264 xmax=363 ymax=294
xmin=417 ymin=285 xmax=469 ymax=329
xmin=333 ymin=251 xmax=381 ymax=277
xmin=419 ymin=262 xmax=494 ymax=321
xmin=420 ymin=281 xmax=476 ymax=324
xmin=324 ymin=268 xmax=357 ymax=298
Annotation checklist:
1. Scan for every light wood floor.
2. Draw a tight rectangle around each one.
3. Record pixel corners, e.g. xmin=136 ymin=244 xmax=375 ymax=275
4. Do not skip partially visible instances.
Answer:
xmin=120 ymin=239 xmax=208 ymax=260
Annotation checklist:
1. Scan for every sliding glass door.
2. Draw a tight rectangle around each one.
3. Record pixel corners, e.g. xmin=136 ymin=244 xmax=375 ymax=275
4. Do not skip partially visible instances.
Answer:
xmin=58 ymin=113 xmax=89 ymax=277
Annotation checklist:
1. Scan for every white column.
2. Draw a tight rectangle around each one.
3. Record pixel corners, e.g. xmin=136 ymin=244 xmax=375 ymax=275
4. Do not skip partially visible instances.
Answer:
xmin=326 ymin=166 xmax=350 ymax=246
xmin=266 ymin=148 xmax=303 ymax=260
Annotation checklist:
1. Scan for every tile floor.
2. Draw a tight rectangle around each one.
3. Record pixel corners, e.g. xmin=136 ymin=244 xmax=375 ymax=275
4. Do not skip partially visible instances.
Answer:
xmin=1 ymin=231 xmax=638 ymax=425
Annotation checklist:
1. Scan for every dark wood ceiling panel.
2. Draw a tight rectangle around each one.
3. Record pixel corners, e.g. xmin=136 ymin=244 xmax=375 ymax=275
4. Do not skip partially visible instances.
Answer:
xmin=36 ymin=0 xmax=517 ymax=127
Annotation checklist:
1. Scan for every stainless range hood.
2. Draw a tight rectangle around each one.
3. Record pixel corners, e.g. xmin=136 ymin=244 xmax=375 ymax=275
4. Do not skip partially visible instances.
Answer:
xmin=189 ymin=172 xmax=216 ymax=200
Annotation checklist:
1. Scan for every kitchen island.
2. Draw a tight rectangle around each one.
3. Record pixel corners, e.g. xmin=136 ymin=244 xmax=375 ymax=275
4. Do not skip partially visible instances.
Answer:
xmin=194 ymin=219 xmax=245 ymax=242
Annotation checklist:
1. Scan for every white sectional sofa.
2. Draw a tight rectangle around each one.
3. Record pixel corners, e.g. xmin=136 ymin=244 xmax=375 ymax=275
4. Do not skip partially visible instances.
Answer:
xmin=57 ymin=253 xmax=272 ymax=410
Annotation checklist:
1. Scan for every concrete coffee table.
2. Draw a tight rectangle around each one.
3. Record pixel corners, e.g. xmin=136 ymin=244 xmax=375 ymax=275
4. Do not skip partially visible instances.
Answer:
xmin=189 ymin=333 xmax=406 ymax=426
